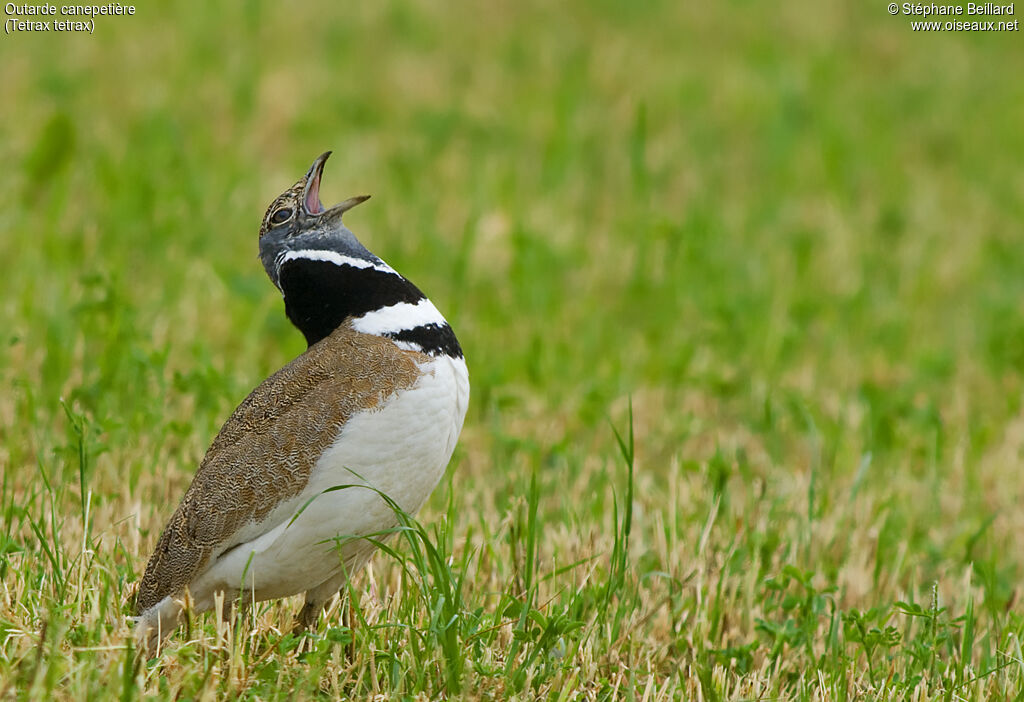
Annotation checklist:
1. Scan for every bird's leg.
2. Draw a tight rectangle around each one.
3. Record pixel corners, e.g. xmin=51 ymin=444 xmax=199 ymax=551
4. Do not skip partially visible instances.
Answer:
xmin=293 ymin=574 xmax=348 ymax=633
xmin=223 ymin=597 xmax=252 ymax=634
xmin=294 ymin=599 xmax=324 ymax=633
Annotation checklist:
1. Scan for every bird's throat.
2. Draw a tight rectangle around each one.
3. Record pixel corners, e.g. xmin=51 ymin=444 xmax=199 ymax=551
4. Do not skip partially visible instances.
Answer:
xmin=279 ymin=257 xmax=426 ymax=347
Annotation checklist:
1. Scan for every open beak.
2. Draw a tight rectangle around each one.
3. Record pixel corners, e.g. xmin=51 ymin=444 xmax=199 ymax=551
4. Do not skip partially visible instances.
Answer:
xmin=302 ymin=151 xmax=331 ymax=215
xmin=302 ymin=151 xmax=371 ymax=219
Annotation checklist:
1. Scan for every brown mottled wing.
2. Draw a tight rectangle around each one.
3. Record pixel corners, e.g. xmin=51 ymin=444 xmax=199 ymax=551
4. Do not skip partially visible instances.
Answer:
xmin=135 ymin=327 xmax=425 ymax=613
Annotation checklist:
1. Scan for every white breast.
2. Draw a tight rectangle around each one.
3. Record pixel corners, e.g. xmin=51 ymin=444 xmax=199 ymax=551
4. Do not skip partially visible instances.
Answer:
xmin=189 ymin=354 xmax=469 ymax=606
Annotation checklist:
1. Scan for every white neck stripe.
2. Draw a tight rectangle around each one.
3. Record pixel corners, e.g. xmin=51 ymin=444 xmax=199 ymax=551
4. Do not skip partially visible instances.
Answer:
xmin=351 ymin=298 xmax=447 ymax=336
xmin=393 ymin=339 xmax=424 ymax=353
xmin=281 ymin=249 xmax=398 ymax=275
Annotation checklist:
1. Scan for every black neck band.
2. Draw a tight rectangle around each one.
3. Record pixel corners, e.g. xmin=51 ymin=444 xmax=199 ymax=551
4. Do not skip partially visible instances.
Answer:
xmin=279 ymin=259 xmax=425 ymax=346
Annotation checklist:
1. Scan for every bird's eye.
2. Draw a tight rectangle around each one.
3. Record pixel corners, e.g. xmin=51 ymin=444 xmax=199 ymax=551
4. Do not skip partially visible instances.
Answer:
xmin=270 ymin=207 xmax=293 ymax=225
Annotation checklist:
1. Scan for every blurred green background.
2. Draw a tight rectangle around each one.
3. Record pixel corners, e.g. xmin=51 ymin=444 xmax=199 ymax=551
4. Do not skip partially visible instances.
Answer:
xmin=2 ymin=0 xmax=1023 ymax=695
xmin=4 ymin=1 xmax=1022 ymax=454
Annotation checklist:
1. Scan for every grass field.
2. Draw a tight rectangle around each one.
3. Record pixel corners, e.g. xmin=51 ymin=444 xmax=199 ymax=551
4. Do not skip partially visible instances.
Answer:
xmin=3 ymin=1 xmax=1024 ymax=698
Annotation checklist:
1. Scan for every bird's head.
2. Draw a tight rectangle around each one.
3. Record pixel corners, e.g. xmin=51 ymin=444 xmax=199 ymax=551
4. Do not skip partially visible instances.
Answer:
xmin=258 ymin=151 xmax=372 ymax=289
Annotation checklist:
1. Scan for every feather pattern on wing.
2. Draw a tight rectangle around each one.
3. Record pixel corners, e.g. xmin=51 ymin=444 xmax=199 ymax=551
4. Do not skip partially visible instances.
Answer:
xmin=135 ymin=325 xmax=426 ymax=613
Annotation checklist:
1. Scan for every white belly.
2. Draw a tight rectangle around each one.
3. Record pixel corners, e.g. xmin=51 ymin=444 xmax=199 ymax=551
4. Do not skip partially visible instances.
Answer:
xmin=189 ymin=354 xmax=469 ymax=607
